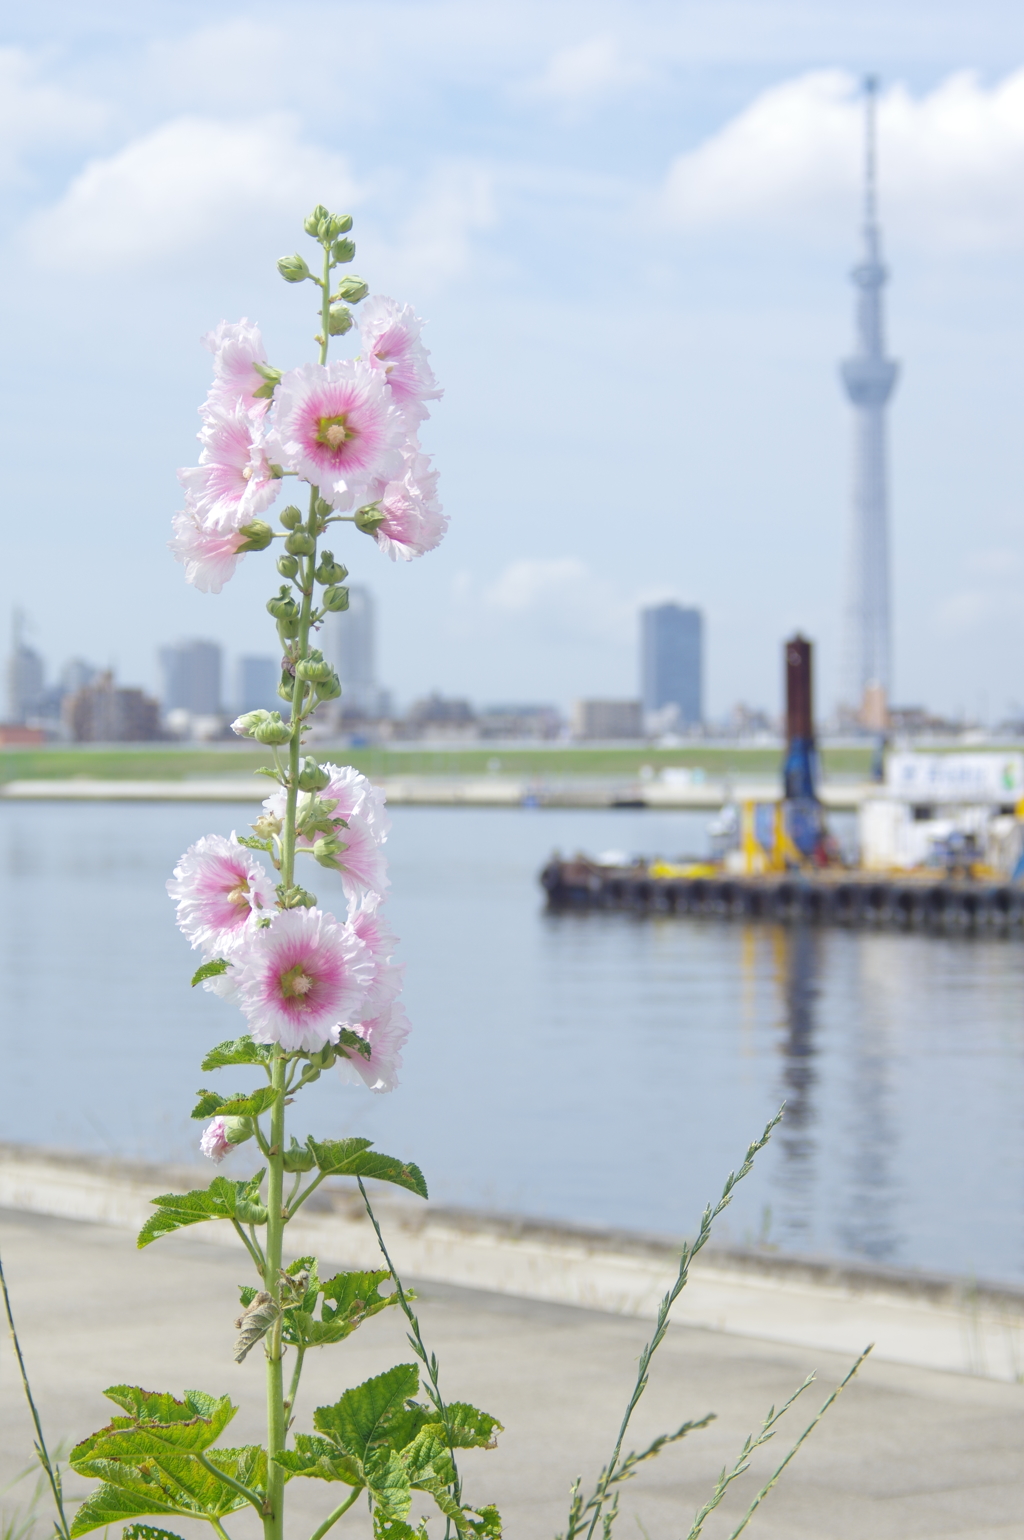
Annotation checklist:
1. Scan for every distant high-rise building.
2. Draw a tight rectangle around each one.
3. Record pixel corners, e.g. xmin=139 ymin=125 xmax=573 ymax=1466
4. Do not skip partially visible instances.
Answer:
xmin=63 ymin=673 xmax=161 ymax=742
xmin=236 ymin=656 xmax=278 ymax=714
xmin=840 ymin=76 xmax=898 ymax=720
xmin=5 ymin=611 xmax=45 ymax=724
xmin=321 ymin=586 xmax=380 ymax=717
xmin=158 ymin=639 xmax=222 ymax=716
xmin=571 ymin=699 xmax=643 ymax=740
xmin=641 ymin=603 xmax=703 ymax=728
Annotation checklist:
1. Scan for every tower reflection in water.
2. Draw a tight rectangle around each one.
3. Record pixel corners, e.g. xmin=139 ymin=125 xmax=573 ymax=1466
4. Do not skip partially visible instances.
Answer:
xmin=751 ymin=922 xmax=900 ymax=1264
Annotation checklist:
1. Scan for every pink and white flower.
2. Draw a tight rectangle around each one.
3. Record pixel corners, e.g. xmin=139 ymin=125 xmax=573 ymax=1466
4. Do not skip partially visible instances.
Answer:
xmin=178 ymin=402 xmax=281 ymax=528
xmin=263 ymin=764 xmax=390 ymax=846
xmin=326 ymin=812 xmax=390 ymax=908
xmin=338 ymin=994 xmax=411 ymax=1094
xmin=359 ymin=295 xmax=442 ymax=423
xmin=349 ymin=900 xmax=403 ymax=1016
xmin=200 ymin=1118 xmax=233 ymax=1163
xmin=373 ymin=469 xmax=448 ymax=561
xmin=167 ymin=833 xmax=275 ymax=954
xmin=265 ymin=360 xmax=404 ymax=509
xmin=233 ymin=907 xmax=373 ymax=1052
xmin=168 ymin=508 xmax=249 ymax=593
xmin=202 ymin=318 xmax=270 ymax=413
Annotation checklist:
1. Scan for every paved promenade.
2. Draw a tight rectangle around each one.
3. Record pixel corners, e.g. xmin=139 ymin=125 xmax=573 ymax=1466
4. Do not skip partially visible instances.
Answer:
xmin=2 ymin=1208 xmax=1023 ymax=1540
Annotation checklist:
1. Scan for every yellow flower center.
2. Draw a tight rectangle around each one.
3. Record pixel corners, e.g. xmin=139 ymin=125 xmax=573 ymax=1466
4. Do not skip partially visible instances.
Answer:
xmin=226 ymin=879 xmax=250 ymax=910
xmin=317 ymin=415 xmax=352 ymax=451
xmin=279 ymin=964 xmax=315 ymax=1004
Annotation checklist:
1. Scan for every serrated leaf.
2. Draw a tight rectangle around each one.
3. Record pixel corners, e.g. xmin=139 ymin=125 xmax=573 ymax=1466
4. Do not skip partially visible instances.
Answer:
xmin=463 ymin=1505 xmax=503 ymax=1538
xmin=444 ymin=1403 xmax=504 ymax=1450
xmin=337 ymin=1027 xmax=372 ymax=1061
xmin=122 ymin=1525 xmax=188 ymax=1540
xmin=190 ymin=959 xmax=228 ymax=988
xmin=253 ymin=766 xmax=283 ymax=780
xmin=365 ymin=1448 xmax=412 ymax=1520
xmin=200 ymin=1037 xmax=273 ymax=1072
xmin=272 ymin=1436 xmax=361 ymax=1486
xmin=313 ymin=1365 xmax=419 ymax=1462
xmin=308 ymin=1139 xmax=428 ymax=1199
xmin=71 ymin=1389 xmax=236 ymax=1465
xmin=70 ymin=1440 xmax=266 ymax=1535
xmin=190 ymin=1086 xmax=279 ymax=1120
xmin=137 ymin=1173 xmax=267 ymax=1248
xmin=374 ymin=1521 xmax=428 ymax=1540
xmin=401 ymin=1427 xmax=455 ymax=1491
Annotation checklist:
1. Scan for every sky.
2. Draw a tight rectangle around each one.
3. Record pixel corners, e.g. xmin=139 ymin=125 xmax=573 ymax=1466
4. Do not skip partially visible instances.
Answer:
xmin=4 ymin=0 xmax=1024 ymax=720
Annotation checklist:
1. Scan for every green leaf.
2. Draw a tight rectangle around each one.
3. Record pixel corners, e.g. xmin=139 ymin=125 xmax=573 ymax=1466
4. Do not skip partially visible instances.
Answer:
xmin=235 ymin=832 xmax=275 ymax=851
xmin=71 ymin=1445 xmax=268 ymax=1535
xmin=272 ymin=1436 xmax=361 ymax=1486
xmin=307 ymin=1139 xmax=428 ymax=1199
xmin=190 ymin=959 xmax=227 ymax=988
xmin=462 ymin=1505 xmax=503 ymax=1538
xmin=313 ymin=1364 xmax=420 ymax=1462
xmin=137 ymin=1173 xmax=267 ymax=1248
xmin=190 ymin=1086 xmax=280 ymax=1120
xmin=365 ymin=1448 xmax=412 ymax=1520
xmin=252 ymin=766 xmax=283 ymax=780
xmin=122 ymin=1526 xmax=188 ymax=1540
xmin=374 ymin=1521 xmax=428 ymax=1540
xmin=337 ymin=1027 xmax=372 ymax=1062
xmin=200 ymin=1037 xmax=273 ymax=1072
xmin=288 ymin=1269 xmax=397 ymax=1347
xmin=71 ymin=1389 xmax=237 ymax=1467
xmin=444 ymin=1403 xmax=504 ymax=1450
xmin=400 ymin=1427 xmax=455 ymax=1491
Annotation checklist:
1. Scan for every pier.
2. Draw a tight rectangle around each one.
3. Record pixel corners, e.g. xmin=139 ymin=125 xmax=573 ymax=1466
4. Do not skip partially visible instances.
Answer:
xmin=541 ymin=856 xmax=1024 ymax=934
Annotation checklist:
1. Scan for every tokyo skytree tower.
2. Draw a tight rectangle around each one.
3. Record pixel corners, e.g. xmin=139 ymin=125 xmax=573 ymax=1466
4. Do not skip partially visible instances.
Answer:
xmin=840 ymin=77 xmax=899 ymax=719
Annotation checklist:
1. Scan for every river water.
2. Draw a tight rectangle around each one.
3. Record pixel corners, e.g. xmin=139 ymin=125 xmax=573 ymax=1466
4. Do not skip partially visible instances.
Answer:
xmin=2 ymin=800 xmax=1023 ymax=1285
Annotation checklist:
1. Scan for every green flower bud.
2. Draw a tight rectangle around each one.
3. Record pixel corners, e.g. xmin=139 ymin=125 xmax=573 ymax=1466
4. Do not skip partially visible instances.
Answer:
xmin=232 ymin=709 xmax=271 ymax=738
xmin=296 ymin=653 xmax=334 ymax=683
xmin=327 ymin=304 xmax=352 ymax=336
xmin=314 ymin=672 xmax=342 ymax=701
xmin=321 ymin=585 xmax=349 ymax=612
xmin=297 ymin=756 xmax=332 ymax=790
xmin=315 ymin=552 xmax=348 ymax=585
xmin=223 ymin=1116 xmax=254 ymax=1147
xmin=282 ymin=1136 xmax=316 ymax=1172
xmin=278 ymin=676 xmax=295 ymax=701
xmin=331 ymin=237 xmax=356 ymax=264
xmin=277 ymin=883 xmax=317 ymax=909
xmin=355 ymin=504 xmax=385 ymax=534
xmin=253 ymin=812 xmax=282 ymax=838
xmin=276 ymin=554 xmax=299 ymax=579
xmin=334 ymin=274 xmax=369 ymax=304
xmin=253 ymin=712 xmax=292 ymax=746
xmin=313 ymin=834 xmax=345 ymax=866
xmin=236 ymin=519 xmax=274 ymax=552
xmin=329 ymin=213 xmax=353 ymax=237
xmin=277 ymin=252 xmax=310 ymax=283
xmin=304 ymin=204 xmax=330 ymax=235
xmin=266 ymin=587 xmax=299 ymax=621
xmin=285 ymin=530 xmax=316 ymax=556
xmin=279 ymin=505 xmax=303 ymax=529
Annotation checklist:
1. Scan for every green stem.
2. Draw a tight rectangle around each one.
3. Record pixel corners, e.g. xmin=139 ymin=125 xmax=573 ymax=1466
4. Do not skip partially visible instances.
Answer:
xmin=284 ymin=1343 xmax=306 ymax=1421
xmin=319 ymin=244 xmax=331 ymax=366
xmin=263 ymin=1051 xmax=288 ymax=1540
xmin=287 ymin=1169 xmax=327 ymax=1216
xmin=0 ymin=1240 xmax=70 ymax=1540
xmin=211 ymin=1520 xmax=234 ymax=1540
xmin=231 ymin=1219 xmax=265 ymax=1279
xmin=307 ymin=1486 xmax=361 ymax=1540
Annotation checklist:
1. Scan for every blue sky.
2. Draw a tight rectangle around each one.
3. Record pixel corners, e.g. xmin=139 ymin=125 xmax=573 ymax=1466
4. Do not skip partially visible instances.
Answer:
xmin=4 ymin=0 xmax=1024 ymax=719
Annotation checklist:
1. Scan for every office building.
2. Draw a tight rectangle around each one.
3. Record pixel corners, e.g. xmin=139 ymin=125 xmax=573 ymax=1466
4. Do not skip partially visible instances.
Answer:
xmin=571 ymin=699 xmax=643 ymax=740
xmin=63 ymin=673 xmax=161 ymax=741
xmin=641 ymin=603 xmax=703 ymax=728
xmin=236 ymin=656 xmax=279 ymax=714
xmin=321 ymin=586 xmax=381 ymax=717
xmin=6 ymin=611 xmax=45 ymax=724
xmin=158 ymin=639 xmax=222 ymax=716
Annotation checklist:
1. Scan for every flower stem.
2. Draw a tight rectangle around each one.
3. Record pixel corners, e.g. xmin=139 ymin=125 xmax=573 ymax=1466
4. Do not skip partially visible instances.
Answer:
xmin=307 ymin=1486 xmax=360 ymax=1540
xmin=319 ymin=244 xmax=331 ymax=366
xmin=263 ymin=1050 xmax=287 ymax=1540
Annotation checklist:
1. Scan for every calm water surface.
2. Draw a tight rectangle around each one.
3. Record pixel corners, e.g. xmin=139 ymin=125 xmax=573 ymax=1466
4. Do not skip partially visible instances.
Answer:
xmin=2 ymin=801 xmax=1023 ymax=1284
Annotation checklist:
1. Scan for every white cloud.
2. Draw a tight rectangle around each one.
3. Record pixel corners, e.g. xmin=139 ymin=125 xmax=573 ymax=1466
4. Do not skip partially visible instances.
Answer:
xmin=525 ymin=35 xmax=649 ymax=110
xmin=382 ymin=161 xmax=496 ymax=288
xmin=0 ymin=47 xmax=108 ymax=185
xmin=663 ymin=67 xmax=1024 ymax=248
xmin=25 ymin=114 xmax=357 ymax=269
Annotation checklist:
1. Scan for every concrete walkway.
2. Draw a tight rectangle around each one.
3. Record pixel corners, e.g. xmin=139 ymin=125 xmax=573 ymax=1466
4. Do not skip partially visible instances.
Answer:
xmin=1 ymin=1208 xmax=1022 ymax=1540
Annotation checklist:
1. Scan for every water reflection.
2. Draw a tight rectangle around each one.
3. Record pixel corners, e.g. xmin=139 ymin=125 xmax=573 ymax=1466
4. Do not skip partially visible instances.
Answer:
xmin=765 ymin=924 xmax=821 ymax=1252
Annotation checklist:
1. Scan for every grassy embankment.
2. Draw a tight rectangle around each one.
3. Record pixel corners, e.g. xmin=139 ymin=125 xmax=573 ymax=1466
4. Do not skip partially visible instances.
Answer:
xmin=0 ymin=742 xmax=876 ymax=783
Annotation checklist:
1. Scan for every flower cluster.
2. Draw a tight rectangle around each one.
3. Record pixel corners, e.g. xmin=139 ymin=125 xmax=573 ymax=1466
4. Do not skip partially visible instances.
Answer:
xmin=168 ymin=766 xmax=409 ymax=1161
xmin=170 ymin=298 xmax=447 ymax=592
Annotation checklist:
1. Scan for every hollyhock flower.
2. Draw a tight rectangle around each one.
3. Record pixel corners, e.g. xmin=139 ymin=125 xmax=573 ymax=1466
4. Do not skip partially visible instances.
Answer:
xmin=178 ymin=402 xmax=281 ymax=528
xmin=323 ymin=812 xmax=390 ymax=908
xmin=349 ymin=900 xmax=403 ymax=1016
xmin=168 ymin=508 xmax=249 ymax=593
xmin=373 ymin=470 xmax=448 ymax=562
xmin=202 ymin=318 xmax=269 ymax=413
xmin=200 ymin=1118 xmax=233 ymax=1163
xmin=233 ymin=907 xmax=373 ymax=1052
xmin=359 ymin=295 xmax=442 ymax=423
xmin=265 ymin=359 xmax=404 ymax=509
xmin=337 ymin=994 xmax=411 ymax=1094
xmin=167 ymin=833 xmax=275 ymax=954
xmin=263 ymin=763 xmax=390 ymax=847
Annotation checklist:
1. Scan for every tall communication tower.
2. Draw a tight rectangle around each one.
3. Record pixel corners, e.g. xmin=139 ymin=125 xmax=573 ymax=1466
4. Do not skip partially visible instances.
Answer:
xmin=840 ymin=76 xmax=899 ymax=727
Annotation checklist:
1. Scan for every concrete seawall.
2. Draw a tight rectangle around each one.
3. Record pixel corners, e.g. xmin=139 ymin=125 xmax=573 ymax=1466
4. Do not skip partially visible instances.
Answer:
xmin=1 ymin=1143 xmax=1020 ymax=1383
